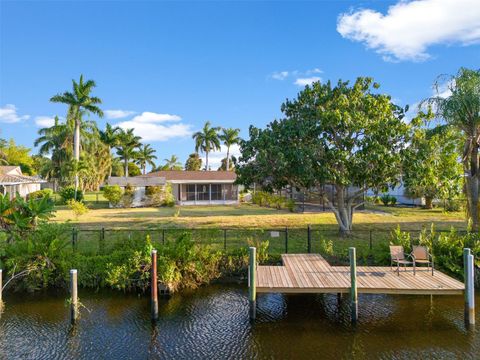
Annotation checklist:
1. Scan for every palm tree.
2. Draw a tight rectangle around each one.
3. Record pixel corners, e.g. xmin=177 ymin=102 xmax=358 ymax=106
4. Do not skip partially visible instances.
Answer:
xmin=219 ymin=127 xmax=240 ymax=171
xmin=423 ymin=67 xmax=480 ymax=230
xmin=99 ymin=123 xmax=120 ymax=177
xmin=136 ymin=144 xmax=157 ymax=174
xmin=50 ymin=75 xmax=103 ymax=194
xmin=185 ymin=152 xmax=202 ymax=171
xmin=162 ymin=155 xmax=182 ymax=170
xmin=192 ymin=121 xmax=221 ymax=170
xmin=0 ymin=139 xmax=8 ymax=165
xmin=115 ymin=128 xmax=141 ymax=177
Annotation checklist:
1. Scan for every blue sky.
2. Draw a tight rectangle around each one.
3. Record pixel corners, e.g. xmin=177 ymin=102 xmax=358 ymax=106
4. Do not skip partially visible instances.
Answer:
xmin=1 ymin=0 xmax=479 ymax=170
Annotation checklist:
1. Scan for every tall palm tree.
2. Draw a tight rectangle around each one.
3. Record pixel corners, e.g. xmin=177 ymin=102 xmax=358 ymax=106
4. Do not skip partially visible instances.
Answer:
xmin=192 ymin=121 xmax=221 ymax=170
xmin=50 ymin=75 xmax=103 ymax=194
xmin=99 ymin=123 xmax=120 ymax=177
xmin=423 ymin=67 xmax=480 ymax=230
xmin=162 ymin=155 xmax=182 ymax=170
xmin=219 ymin=127 xmax=240 ymax=171
xmin=115 ymin=128 xmax=142 ymax=177
xmin=136 ymin=144 xmax=157 ymax=174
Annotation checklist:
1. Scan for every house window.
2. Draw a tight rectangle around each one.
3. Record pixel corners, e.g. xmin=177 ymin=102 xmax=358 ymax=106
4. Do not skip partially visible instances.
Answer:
xmin=211 ymin=184 xmax=222 ymax=200
xmin=186 ymin=184 xmax=196 ymax=201
xmin=197 ymin=184 xmax=209 ymax=201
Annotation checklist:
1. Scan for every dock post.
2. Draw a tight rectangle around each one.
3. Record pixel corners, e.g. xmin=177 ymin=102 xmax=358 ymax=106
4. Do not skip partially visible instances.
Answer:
xmin=249 ymin=246 xmax=257 ymax=320
xmin=70 ymin=269 xmax=78 ymax=324
xmin=464 ymin=248 xmax=475 ymax=326
xmin=349 ymin=247 xmax=358 ymax=324
xmin=307 ymin=225 xmax=311 ymax=253
xmin=151 ymin=249 xmax=159 ymax=321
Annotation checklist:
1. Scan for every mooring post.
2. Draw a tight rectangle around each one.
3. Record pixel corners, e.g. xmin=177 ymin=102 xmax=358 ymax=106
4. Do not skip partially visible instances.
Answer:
xmin=464 ymin=248 xmax=475 ymax=326
xmin=349 ymin=247 xmax=358 ymax=324
xmin=70 ymin=269 xmax=78 ymax=323
xmin=249 ymin=246 xmax=257 ymax=320
xmin=151 ymin=249 xmax=159 ymax=321
xmin=307 ymin=225 xmax=312 ymax=253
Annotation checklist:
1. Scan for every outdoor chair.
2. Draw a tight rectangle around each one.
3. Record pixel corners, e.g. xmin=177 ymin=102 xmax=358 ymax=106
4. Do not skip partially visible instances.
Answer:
xmin=390 ymin=245 xmax=416 ymax=275
xmin=411 ymin=245 xmax=434 ymax=276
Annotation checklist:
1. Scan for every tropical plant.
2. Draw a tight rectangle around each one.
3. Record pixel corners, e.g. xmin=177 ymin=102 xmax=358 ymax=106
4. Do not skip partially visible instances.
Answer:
xmin=50 ymin=75 xmax=104 ymax=196
xmin=0 ymin=138 xmax=35 ymax=175
xmin=185 ymin=153 xmax=202 ymax=171
xmin=219 ymin=127 xmax=240 ymax=171
xmin=422 ymin=68 xmax=480 ymax=229
xmin=60 ymin=186 xmax=84 ymax=203
xmin=192 ymin=121 xmax=221 ymax=170
xmin=136 ymin=144 xmax=157 ymax=175
xmin=115 ymin=128 xmax=141 ymax=177
xmin=161 ymin=155 xmax=182 ymax=170
xmin=99 ymin=123 xmax=120 ymax=177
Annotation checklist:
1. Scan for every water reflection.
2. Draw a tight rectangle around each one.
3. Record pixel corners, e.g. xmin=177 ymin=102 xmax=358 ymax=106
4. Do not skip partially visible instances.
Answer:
xmin=0 ymin=285 xmax=479 ymax=359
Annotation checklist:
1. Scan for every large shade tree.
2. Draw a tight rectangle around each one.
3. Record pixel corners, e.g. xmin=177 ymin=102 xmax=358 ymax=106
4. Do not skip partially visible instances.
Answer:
xmin=423 ymin=68 xmax=480 ymax=230
xmin=50 ymin=75 xmax=103 ymax=194
xmin=192 ymin=121 xmax=221 ymax=170
xmin=219 ymin=127 xmax=240 ymax=172
xmin=237 ymin=78 xmax=410 ymax=233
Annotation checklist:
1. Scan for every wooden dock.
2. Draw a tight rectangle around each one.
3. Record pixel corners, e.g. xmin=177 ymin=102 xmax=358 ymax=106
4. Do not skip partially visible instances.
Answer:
xmin=256 ymin=254 xmax=464 ymax=295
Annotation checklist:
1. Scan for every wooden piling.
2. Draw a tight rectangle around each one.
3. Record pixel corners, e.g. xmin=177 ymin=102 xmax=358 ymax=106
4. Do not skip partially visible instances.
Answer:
xmin=249 ymin=246 xmax=257 ymax=320
xmin=349 ymin=247 xmax=358 ymax=324
xmin=151 ymin=249 xmax=159 ymax=321
xmin=464 ymin=248 xmax=475 ymax=326
xmin=70 ymin=269 xmax=78 ymax=323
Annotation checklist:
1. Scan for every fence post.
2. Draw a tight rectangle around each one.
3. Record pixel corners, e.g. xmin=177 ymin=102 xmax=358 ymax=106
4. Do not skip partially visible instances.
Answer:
xmin=349 ymin=247 xmax=358 ymax=324
xmin=307 ymin=225 xmax=311 ymax=253
xmin=151 ymin=249 xmax=159 ymax=321
xmin=223 ymin=229 xmax=227 ymax=251
xmin=71 ymin=227 xmax=75 ymax=248
xmin=369 ymin=230 xmax=373 ymax=250
xmin=249 ymin=247 xmax=257 ymax=320
xmin=70 ymin=269 xmax=78 ymax=324
xmin=285 ymin=227 xmax=288 ymax=254
xmin=162 ymin=229 xmax=165 ymax=245
xmin=464 ymin=248 xmax=475 ymax=326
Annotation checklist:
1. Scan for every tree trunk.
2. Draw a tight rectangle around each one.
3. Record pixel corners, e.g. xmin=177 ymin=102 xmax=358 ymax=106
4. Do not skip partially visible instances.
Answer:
xmin=205 ymin=152 xmax=209 ymax=171
xmin=425 ymin=196 xmax=433 ymax=209
xmin=466 ymin=136 xmax=480 ymax=232
xmin=74 ymin=118 xmax=81 ymax=199
xmin=226 ymin=147 xmax=230 ymax=171
xmin=125 ymin=159 xmax=129 ymax=178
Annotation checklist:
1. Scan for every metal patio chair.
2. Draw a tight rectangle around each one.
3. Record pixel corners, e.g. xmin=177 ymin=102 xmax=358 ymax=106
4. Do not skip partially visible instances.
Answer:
xmin=390 ymin=245 xmax=416 ymax=275
xmin=411 ymin=245 xmax=434 ymax=276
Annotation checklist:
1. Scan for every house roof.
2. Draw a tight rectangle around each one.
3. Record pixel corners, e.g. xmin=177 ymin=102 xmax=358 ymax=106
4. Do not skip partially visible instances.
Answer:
xmin=140 ymin=170 xmax=237 ymax=183
xmin=0 ymin=166 xmax=45 ymax=185
xmin=107 ymin=176 xmax=166 ymax=187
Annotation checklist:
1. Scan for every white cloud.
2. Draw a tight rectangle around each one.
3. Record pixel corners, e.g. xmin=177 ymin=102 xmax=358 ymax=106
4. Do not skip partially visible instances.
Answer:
xmin=104 ymin=109 xmax=136 ymax=119
xmin=115 ymin=111 xmax=190 ymax=142
xmin=271 ymin=71 xmax=289 ymax=80
xmin=337 ymin=0 xmax=480 ymax=62
xmin=294 ymin=77 xmax=321 ymax=86
xmin=200 ymin=144 xmax=241 ymax=170
xmin=306 ymin=68 xmax=323 ymax=75
xmin=130 ymin=112 xmax=182 ymax=123
xmin=0 ymin=104 xmax=30 ymax=123
xmin=35 ymin=116 xmax=56 ymax=128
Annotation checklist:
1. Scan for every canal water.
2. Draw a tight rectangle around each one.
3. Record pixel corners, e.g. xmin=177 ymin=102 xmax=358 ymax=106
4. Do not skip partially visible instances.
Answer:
xmin=0 ymin=285 xmax=479 ymax=359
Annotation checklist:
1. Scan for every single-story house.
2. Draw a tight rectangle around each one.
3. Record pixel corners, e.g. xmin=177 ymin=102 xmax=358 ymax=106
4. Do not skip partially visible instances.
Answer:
xmin=107 ymin=170 xmax=240 ymax=206
xmin=0 ymin=166 xmax=46 ymax=199
xmin=143 ymin=170 xmax=239 ymax=205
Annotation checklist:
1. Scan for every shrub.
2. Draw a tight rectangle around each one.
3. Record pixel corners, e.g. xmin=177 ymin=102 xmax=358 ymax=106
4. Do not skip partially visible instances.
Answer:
xmin=28 ymin=189 xmax=53 ymax=200
xmin=60 ymin=186 xmax=84 ymax=203
xmin=161 ymin=183 xmax=175 ymax=207
xmin=444 ymin=199 xmax=462 ymax=212
xmin=103 ymin=185 xmax=123 ymax=205
xmin=67 ymin=199 xmax=89 ymax=219
xmin=380 ymin=194 xmax=396 ymax=206
xmin=251 ymin=191 xmax=294 ymax=211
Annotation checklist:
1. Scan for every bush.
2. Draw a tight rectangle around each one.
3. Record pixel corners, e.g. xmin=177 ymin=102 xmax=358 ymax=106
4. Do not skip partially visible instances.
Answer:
xmin=67 ymin=199 xmax=89 ymax=219
xmin=380 ymin=194 xmax=396 ymax=206
xmin=103 ymin=185 xmax=123 ymax=206
xmin=251 ymin=191 xmax=295 ymax=212
xmin=444 ymin=199 xmax=462 ymax=212
xmin=60 ymin=186 xmax=84 ymax=203
xmin=28 ymin=189 xmax=53 ymax=200
xmin=161 ymin=183 xmax=176 ymax=207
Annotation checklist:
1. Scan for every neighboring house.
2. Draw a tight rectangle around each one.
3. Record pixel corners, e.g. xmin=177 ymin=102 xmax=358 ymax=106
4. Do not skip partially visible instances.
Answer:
xmin=0 ymin=166 xmax=45 ymax=199
xmin=142 ymin=170 xmax=240 ymax=205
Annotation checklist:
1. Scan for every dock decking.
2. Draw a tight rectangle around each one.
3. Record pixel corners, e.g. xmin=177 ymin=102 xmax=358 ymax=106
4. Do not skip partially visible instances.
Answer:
xmin=256 ymin=254 xmax=464 ymax=295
